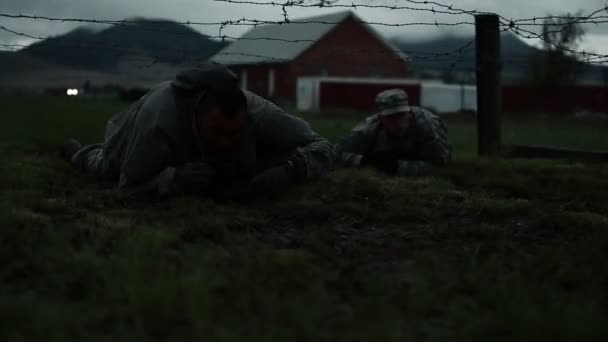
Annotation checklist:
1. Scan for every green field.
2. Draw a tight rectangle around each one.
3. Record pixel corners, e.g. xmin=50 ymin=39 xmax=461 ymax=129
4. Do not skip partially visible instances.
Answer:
xmin=2 ymin=95 xmax=608 ymax=341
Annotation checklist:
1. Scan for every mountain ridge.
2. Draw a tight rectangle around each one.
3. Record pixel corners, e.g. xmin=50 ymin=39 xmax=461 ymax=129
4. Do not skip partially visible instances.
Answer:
xmin=1 ymin=19 xmax=606 ymax=87
xmin=20 ymin=18 xmax=227 ymax=72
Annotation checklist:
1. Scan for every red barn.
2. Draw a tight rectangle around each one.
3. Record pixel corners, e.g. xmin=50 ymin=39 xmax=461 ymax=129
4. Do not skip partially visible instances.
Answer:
xmin=210 ymin=11 xmax=409 ymax=104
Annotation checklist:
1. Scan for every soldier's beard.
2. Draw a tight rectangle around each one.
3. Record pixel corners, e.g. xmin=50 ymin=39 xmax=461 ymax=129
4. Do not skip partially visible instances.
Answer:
xmin=204 ymin=140 xmax=243 ymax=155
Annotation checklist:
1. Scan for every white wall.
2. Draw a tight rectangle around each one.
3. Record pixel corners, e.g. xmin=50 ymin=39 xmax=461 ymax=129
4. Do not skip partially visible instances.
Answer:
xmin=421 ymin=83 xmax=477 ymax=113
xmin=296 ymin=76 xmax=477 ymax=113
xmin=297 ymin=78 xmax=314 ymax=111
xmin=297 ymin=76 xmax=422 ymax=112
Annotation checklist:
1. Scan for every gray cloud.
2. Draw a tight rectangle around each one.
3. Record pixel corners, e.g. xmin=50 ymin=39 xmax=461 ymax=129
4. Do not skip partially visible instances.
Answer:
xmin=1 ymin=0 xmax=607 ymax=48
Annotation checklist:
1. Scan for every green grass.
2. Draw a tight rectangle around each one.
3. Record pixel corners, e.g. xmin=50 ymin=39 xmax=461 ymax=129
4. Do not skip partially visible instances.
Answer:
xmin=500 ymin=116 xmax=608 ymax=151
xmin=2 ymin=95 xmax=608 ymax=341
xmin=4 ymin=95 xmax=608 ymax=153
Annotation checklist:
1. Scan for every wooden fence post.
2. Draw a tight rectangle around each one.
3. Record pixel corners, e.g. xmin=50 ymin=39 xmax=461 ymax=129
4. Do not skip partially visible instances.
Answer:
xmin=475 ymin=14 xmax=502 ymax=156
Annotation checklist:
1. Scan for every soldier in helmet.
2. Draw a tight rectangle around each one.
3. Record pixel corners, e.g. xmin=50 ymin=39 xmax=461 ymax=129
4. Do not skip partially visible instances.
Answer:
xmin=336 ymin=89 xmax=451 ymax=176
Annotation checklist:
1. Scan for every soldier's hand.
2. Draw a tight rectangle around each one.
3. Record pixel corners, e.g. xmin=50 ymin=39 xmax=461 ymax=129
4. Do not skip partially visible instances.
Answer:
xmin=174 ymin=162 xmax=215 ymax=194
xmin=248 ymin=165 xmax=292 ymax=199
xmin=350 ymin=154 xmax=365 ymax=167
xmin=361 ymin=153 xmax=399 ymax=174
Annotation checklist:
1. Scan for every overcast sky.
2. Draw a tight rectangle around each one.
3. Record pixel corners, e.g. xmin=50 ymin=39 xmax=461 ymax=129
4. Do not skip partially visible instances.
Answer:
xmin=1 ymin=0 xmax=607 ymax=54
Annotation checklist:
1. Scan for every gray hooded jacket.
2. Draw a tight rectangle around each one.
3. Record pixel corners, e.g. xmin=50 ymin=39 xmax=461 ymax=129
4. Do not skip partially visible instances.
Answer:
xmin=73 ymin=64 xmax=335 ymax=194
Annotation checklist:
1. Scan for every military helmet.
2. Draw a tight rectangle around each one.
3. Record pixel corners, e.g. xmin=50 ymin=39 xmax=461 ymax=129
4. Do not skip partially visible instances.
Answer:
xmin=375 ymin=89 xmax=411 ymax=116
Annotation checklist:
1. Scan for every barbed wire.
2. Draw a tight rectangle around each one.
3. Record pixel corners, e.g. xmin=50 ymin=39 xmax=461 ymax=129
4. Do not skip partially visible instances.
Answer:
xmin=0 ymin=36 xmax=477 ymax=67
xmin=502 ymin=5 xmax=608 ymax=43
xmin=498 ymin=8 xmax=608 ymax=65
xmin=0 ymin=1 xmax=607 ymax=68
xmin=0 ymin=14 xmax=480 ymax=67
xmin=212 ymin=0 xmax=470 ymax=16
xmin=0 ymin=15 xmax=316 ymax=43
xmin=507 ymin=5 xmax=608 ymax=24
xmin=0 ymin=24 xmax=44 ymax=40
xmin=1 ymin=6 xmax=606 ymax=38
xmin=395 ymin=0 xmax=492 ymax=16
xmin=506 ymin=24 xmax=607 ymax=64
xmin=0 ymin=36 xmax=584 ymax=70
xmin=0 ymin=25 xmax=469 ymax=59
xmin=1 ymin=13 xmax=605 ymax=64
xmin=0 ymin=12 xmax=476 ymax=33
xmin=214 ymin=0 xmax=608 ymax=26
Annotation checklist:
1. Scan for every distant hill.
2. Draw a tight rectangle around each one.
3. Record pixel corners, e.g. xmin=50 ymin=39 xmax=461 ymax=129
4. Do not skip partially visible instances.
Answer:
xmin=21 ymin=18 xmax=226 ymax=72
xmin=391 ymin=32 xmax=608 ymax=85
xmin=391 ymin=33 xmax=538 ymax=82
xmin=0 ymin=51 xmax=49 ymax=73
xmin=0 ymin=50 xmax=76 ymax=74
xmin=0 ymin=51 xmax=126 ymax=91
xmin=0 ymin=49 xmax=189 ymax=91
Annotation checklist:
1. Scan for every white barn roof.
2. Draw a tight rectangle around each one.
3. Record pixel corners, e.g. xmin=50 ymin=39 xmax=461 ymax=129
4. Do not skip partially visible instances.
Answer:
xmin=211 ymin=11 xmax=407 ymax=65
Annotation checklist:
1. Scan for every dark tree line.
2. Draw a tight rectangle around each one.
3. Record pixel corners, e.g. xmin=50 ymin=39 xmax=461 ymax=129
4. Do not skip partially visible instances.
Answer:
xmin=527 ymin=12 xmax=586 ymax=87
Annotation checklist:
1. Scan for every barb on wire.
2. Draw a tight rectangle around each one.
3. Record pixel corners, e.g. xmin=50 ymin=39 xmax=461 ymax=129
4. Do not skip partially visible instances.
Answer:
xmin=281 ymin=2 xmax=290 ymax=23
xmin=395 ymin=0 xmax=492 ymax=17
xmin=509 ymin=17 xmax=608 ymax=27
xmin=0 ymin=19 xmax=314 ymax=43
xmin=499 ymin=5 xmax=608 ymax=43
xmin=0 ymin=32 xmax=479 ymax=70
xmin=509 ymin=5 xmax=608 ymax=24
xmin=0 ymin=12 xmax=476 ymax=30
xmin=0 ymin=25 xmax=474 ymax=61
xmin=0 ymin=24 xmax=45 ymax=40
xmin=213 ymin=0 xmax=608 ymax=30
xmin=212 ymin=0 xmax=467 ymax=16
xmin=3 ymin=3 xmax=606 ymax=28
xmin=509 ymin=26 xmax=607 ymax=64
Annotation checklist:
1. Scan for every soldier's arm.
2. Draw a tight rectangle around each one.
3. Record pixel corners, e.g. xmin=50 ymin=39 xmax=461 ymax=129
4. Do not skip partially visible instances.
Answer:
xmin=249 ymin=93 xmax=335 ymax=182
xmin=396 ymin=114 xmax=452 ymax=177
xmin=118 ymin=127 xmax=179 ymax=195
xmin=335 ymin=128 xmax=372 ymax=167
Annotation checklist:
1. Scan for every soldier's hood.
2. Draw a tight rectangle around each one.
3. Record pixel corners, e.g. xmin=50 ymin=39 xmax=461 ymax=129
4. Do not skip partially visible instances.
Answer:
xmin=171 ymin=62 xmax=240 ymax=97
xmin=169 ymin=63 xmax=246 ymax=159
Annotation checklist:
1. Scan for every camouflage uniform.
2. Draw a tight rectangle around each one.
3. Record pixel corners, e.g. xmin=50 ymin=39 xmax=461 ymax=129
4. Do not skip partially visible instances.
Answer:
xmin=70 ymin=64 xmax=335 ymax=195
xmin=336 ymin=89 xmax=451 ymax=176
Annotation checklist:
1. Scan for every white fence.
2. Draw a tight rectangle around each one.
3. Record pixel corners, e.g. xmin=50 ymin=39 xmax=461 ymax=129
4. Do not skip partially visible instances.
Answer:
xmin=296 ymin=76 xmax=477 ymax=113
xmin=420 ymin=83 xmax=477 ymax=113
